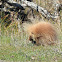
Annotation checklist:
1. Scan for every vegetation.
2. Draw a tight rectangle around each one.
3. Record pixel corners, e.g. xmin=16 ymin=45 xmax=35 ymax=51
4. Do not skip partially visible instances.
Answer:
xmin=0 ymin=0 xmax=62 ymax=62
xmin=0 ymin=18 xmax=62 ymax=62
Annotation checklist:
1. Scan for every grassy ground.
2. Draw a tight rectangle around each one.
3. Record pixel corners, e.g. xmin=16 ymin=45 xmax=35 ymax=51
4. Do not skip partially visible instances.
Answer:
xmin=0 ymin=20 xmax=62 ymax=62
xmin=0 ymin=0 xmax=62 ymax=62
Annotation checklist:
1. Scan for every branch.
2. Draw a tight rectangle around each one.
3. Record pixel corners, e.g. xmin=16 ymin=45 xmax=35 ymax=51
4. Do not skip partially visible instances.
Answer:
xmin=6 ymin=1 xmax=25 ymax=10
xmin=1 ymin=0 xmax=61 ymax=19
xmin=21 ymin=0 xmax=59 ymax=19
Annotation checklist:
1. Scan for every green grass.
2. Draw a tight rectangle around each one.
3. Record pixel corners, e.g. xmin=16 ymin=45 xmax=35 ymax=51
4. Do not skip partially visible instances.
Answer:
xmin=0 ymin=30 xmax=62 ymax=62
xmin=0 ymin=17 xmax=62 ymax=62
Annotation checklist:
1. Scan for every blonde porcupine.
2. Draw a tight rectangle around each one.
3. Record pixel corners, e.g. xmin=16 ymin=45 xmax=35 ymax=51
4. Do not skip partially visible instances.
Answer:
xmin=27 ymin=21 xmax=57 ymax=46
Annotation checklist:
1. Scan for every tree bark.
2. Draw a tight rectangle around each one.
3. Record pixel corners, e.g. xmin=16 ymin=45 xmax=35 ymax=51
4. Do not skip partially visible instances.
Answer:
xmin=7 ymin=0 xmax=60 ymax=19
xmin=1 ymin=0 xmax=62 ymax=26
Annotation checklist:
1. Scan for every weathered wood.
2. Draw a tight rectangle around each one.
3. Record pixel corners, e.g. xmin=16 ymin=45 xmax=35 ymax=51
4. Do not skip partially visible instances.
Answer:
xmin=21 ymin=0 xmax=59 ymax=19
xmin=7 ymin=0 xmax=60 ymax=19
xmin=1 ymin=0 xmax=62 ymax=20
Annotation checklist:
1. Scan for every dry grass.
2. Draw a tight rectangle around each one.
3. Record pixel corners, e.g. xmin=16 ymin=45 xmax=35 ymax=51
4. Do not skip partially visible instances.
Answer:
xmin=0 ymin=0 xmax=62 ymax=62
xmin=0 ymin=18 xmax=62 ymax=62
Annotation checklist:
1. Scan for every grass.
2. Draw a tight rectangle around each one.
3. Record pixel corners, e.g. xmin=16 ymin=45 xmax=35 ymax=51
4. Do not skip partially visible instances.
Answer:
xmin=0 ymin=1 xmax=62 ymax=61
xmin=0 ymin=21 xmax=62 ymax=62
xmin=0 ymin=37 xmax=62 ymax=62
